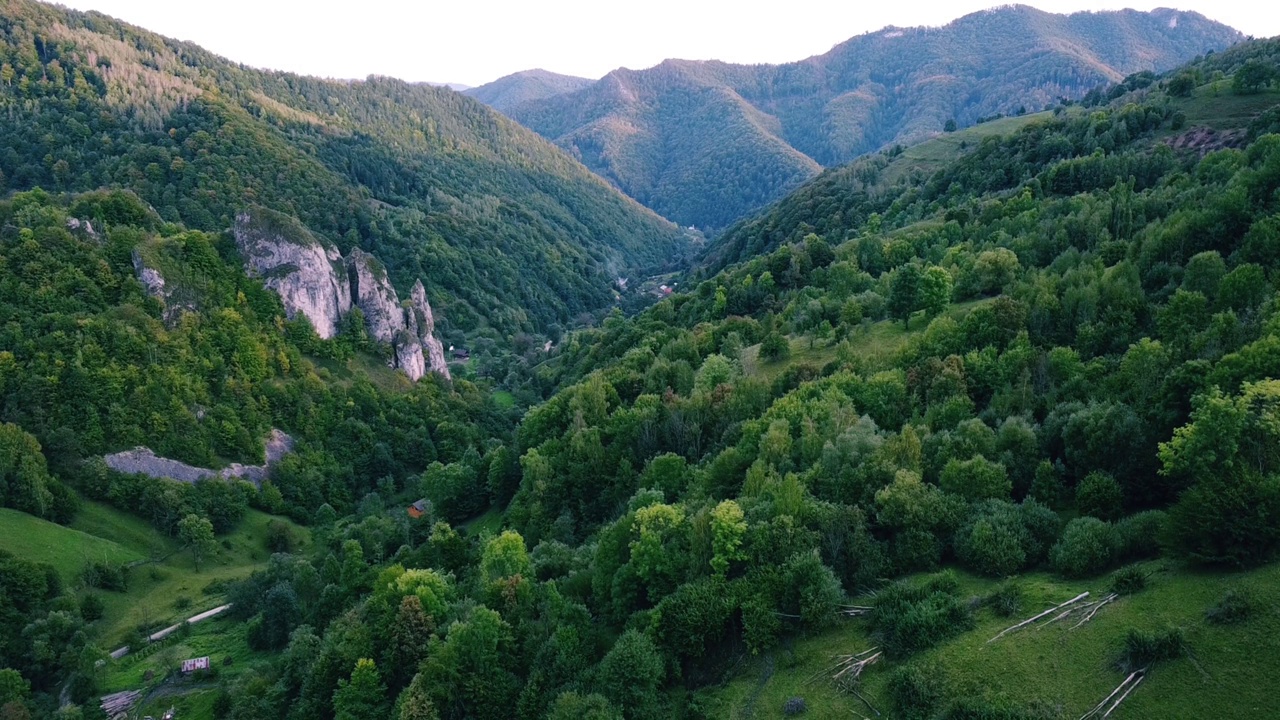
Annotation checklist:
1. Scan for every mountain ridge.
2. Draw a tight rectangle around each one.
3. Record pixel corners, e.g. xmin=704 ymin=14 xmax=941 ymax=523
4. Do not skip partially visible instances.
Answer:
xmin=470 ymin=5 xmax=1243 ymax=231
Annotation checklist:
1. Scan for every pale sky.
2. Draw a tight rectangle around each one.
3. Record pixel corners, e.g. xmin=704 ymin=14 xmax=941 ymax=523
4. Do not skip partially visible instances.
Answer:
xmin=57 ymin=1 xmax=1280 ymax=88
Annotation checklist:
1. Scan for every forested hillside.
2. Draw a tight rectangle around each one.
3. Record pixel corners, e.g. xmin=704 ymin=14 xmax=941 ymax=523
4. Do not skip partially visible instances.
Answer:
xmin=476 ymin=6 xmax=1241 ymax=231
xmin=0 ymin=0 xmax=686 ymax=347
xmin=463 ymin=69 xmax=595 ymax=115
xmin=3 ymin=8 xmax=1280 ymax=720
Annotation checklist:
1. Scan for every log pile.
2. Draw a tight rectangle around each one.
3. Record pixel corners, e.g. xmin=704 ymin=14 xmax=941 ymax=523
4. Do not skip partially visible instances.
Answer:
xmin=100 ymin=689 xmax=141 ymax=718
xmin=986 ymin=590 xmax=1120 ymax=643
xmin=839 ymin=604 xmax=873 ymax=618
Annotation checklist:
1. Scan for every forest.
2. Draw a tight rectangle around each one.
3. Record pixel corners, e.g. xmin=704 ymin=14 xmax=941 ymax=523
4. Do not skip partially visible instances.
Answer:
xmin=1 ymin=7 xmax=1280 ymax=720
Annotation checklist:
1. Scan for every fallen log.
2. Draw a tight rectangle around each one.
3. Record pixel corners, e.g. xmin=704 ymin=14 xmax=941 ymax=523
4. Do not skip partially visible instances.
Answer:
xmin=1100 ymin=674 xmax=1144 ymax=719
xmin=988 ymin=591 xmax=1090 ymax=643
xmin=1071 ymin=594 xmax=1119 ymax=630
xmin=1079 ymin=669 xmax=1144 ymax=720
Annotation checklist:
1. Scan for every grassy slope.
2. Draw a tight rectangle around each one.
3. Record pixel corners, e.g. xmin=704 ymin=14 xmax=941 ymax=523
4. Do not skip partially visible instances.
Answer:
xmin=0 ymin=507 xmax=145 ymax=581
xmin=705 ymin=560 xmax=1280 ymax=719
xmin=879 ymin=113 xmax=1056 ymax=188
xmin=743 ymin=299 xmax=993 ymax=381
xmin=53 ymin=499 xmax=310 ymax=647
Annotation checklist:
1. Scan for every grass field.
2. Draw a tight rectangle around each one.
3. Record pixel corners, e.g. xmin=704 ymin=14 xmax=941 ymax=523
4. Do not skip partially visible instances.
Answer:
xmin=0 ymin=507 xmax=145 ymax=582
xmin=1176 ymin=85 xmax=1279 ymax=130
xmin=703 ymin=560 xmax=1280 ymax=719
xmin=878 ymin=112 xmax=1054 ymax=188
xmin=743 ymin=299 xmax=993 ymax=380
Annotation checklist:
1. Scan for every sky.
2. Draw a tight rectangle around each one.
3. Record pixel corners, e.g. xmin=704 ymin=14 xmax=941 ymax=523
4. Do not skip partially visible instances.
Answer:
xmin=57 ymin=0 xmax=1280 ymax=88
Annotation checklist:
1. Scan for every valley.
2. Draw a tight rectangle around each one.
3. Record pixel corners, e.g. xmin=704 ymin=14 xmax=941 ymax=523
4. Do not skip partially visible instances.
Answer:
xmin=0 ymin=3 xmax=1278 ymax=720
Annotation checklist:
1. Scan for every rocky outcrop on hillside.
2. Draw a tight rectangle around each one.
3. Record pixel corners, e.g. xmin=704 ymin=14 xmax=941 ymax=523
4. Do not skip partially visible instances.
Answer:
xmin=347 ymin=248 xmax=406 ymax=344
xmin=233 ymin=208 xmax=450 ymax=381
xmin=131 ymin=249 xmax=195 ymax=326
xmin=103 ymin=429 xmax=294 ymax=486
xmin=234 ymin=210 xmax=352 ymax=340
xmin=410 ymin=280 xmax=451 ymax=379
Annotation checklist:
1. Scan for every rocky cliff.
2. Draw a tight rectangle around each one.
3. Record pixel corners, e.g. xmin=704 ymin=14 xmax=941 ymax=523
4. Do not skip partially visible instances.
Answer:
xmin=233 ymin=209 xmax=352 ymax=339
xmin=234 ymin=208 xmax=451 ymax=381
xmin=103 ymin=429 xmax=294 ymax=486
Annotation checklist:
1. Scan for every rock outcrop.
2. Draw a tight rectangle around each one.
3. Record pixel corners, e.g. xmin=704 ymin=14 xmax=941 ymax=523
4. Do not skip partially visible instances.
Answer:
xmin=233 ymin=209 xmax=352 ymax=339
xmin=103 ymin=429 xmax=294 ymax=486
xmin=409 ymin=280 xmax=452 ymax=380
xmin=234 ymin=208 xmax=450 ymax=381
xmin=346 ymin=248 xmax=406 ymax=344
xmin=131 ymin=249 xmax=195 ymax=326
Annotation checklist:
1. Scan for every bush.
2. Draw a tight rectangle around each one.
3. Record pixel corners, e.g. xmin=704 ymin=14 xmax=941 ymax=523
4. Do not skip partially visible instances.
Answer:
xmin=759 ymin=332 xmax=791 ymax=362
xmin=888 ymin=662 xmax=947 ymax=720
xmin=1050 ymin=517 xmax=1119 ymax=578
xmin=1205 ymin=588 xmax=1253 ymax=625
xmin=81 ymin=560 xmax=128 ymax=591
xmin=953 ymin=500 xmax=1060 ymax=577
xmin=80 ymin=593 xmax=105 ymax=622
xmin=1115 ymin=510 xmax=1167 ymax=561
xmin=984 ymin=583 xmax=1023 ymax=618
xmin=1108 ymin=565 xmax=1147 ymax=596
xmin=1116 ymin=626 xmax=1185 ymax=672
xmin=783 ymin=697 xmax=807 ymax=716
xmin=265 ymin=520 xmax=296 ymax=553
xmin=870 ymin=572 xmax=973 ymax=657
xmin=1076 ymin=471 xmax=1123 ymax=521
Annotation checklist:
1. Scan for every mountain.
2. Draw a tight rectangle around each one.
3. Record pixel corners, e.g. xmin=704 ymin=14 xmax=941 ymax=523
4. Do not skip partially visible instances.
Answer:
xmin=463 ymin=69 xmax=594 ymax=114
xmin=479 ymin=5 xmax=1242 ymax=231
xmin=0 ymin=0 xmax=686 ymax=348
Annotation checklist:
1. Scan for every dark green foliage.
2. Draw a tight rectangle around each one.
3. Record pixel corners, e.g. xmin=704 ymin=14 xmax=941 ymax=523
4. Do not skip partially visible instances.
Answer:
xmin=889 ymin=662 xmax=947 ymax=720
xmin=1205 ymin=588 xmax=1254 ymax=625
xmin=1076 ymin=472 xmax=1124 ymax=521
xmin=870 ymin=572 xmax=974 ymax=658
xmin=984 ymin=583 xmax=1024 ymax=618
xmin=1114 ymin=511 xmax=1168 ymax=561
xmin=759 ymin=332 xmax=791 ymax=362
xmin=79 ymin=593 xmax=104 ymax=622
xmin=783 ymin=697 xmax=807 ymax=716
xmin=1109 ymin=565 xmax=1148 ymax=595
xmin=1050 ymin=518 xmax=1120 ymax=578
xmin=1116 ymin=626 xmax=1186 ymax=672
xmin=80 ymin=561 xmax=127 ymax=592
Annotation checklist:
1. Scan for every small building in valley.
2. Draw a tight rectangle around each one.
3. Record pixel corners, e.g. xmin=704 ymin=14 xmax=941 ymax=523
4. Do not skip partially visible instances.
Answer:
xmin=407 ymin=498 xmax=431 ymax=519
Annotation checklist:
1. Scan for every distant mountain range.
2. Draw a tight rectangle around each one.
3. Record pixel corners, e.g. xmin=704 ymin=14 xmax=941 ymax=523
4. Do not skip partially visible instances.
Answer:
xmin=468 ymin=5 xmax=1243 ymax=231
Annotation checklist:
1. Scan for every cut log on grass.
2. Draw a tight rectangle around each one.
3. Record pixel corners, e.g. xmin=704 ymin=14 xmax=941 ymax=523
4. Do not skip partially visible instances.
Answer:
xmin=850 ymin=687 xmax=882 ymax=717
xmin=1079 ymin=669 xmax=1145 ymax=720
xmin=1100 ymin=674 xmax=1145 ymax=719
xmin=988 ymin=591 xmax=1089 ymax=643
xmin=832 ymin=650 xmax=882 ymax=682
xmin=1071 ymin=594 xmax=1119 ymax=630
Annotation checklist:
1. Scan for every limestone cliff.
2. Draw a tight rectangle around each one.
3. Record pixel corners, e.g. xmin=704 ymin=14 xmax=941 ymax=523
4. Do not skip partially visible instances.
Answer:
xmin=346 ymin=248 xmax=406 ymax=344
xmin=233 ymin=209 xmax=352 ymax=339
xmin=234 ymin=208 xmax=450 ymax=381
xmin=410 ymin=280 xmax=452 ymax=380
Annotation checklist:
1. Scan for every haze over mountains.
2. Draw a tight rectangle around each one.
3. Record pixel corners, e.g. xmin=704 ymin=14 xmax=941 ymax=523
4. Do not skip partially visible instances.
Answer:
xmin=468 ymin=5 xmax=1243 ymax=231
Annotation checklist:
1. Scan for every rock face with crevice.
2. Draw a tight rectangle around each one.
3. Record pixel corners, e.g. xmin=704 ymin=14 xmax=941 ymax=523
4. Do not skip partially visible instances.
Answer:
xmin=233 ymin=207 xmax=450 ymax=381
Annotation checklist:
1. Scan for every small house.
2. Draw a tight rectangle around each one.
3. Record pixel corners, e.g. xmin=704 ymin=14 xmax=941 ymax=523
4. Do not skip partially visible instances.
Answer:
xmin=181 ymin=656 xmax=210 ymax=674
xmin=407 ymin=498 xmax=431 ymax=519
xmin=452 ymin=347 xmax=471 ymax=360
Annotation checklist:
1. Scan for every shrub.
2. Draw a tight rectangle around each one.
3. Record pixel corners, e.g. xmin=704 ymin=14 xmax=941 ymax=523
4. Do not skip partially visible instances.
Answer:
xmin=80 ymin=593 xmax=105 ymax=622
xmin=1116 ymin=626 xmax=1185 ymax=672
xmin=1115 ymin=510 xmax=1167 ymax=561
xmin=1076 ymin=471 xmax=1123 ymax=521
xmin=1109 ymin=565 xmax=1147 ymax=596
xmin=870 ymin=572 xmax=973 ymax=657
xmin=81 ymin=561 xmax=128 ymax=591
xmin=783 ymin=697 xmax=807 ymax=716
xmin=888 ymin=662 xmax=947 ymax=720
xmin=1050 ymin=517 xmax=1119 ymax=578
xmin=984 ymin=583 xmax=1023 ymax=618
xmin=1205 ymin=588 xmax=1253 ymax=625
xmin=759 ymin=332 xmax=791 ymax=362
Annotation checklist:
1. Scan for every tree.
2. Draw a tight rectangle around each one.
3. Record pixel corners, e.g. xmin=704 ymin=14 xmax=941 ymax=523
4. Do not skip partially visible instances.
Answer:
xmin=0 ymin=671 xmax=28 ymax=708
xmin=918 ymin=266 xmax=953 ymax=318
xmin=596 ymin=630 xmax=663 ymax=720
xmin=694 ymin=353 xmax=738 ymax=393
xmin=334 ymin=658 xmax=387 ymax=720
xmin=396 ymin=673 xmax=440 ymax=720
xmin=547 ymin=692 xmax=623 ymax=720
xmin=944 ymin=119 xmax=957 ymax=132
xmin=0 ymin=423 xmax=54 ymax=518
xmin=1050 ymin=517 xmax=1119 ymax=577
xmin=1167 ymin=72 xmax=1196 ymax=97
xmin=709 ymin=500 xmax=747 ymax=577
xmin=480 ymin=530 xmax=532 ymax=584
xmin=939 ymin=456 xmax=1010 ymax=502
xmin=386 ymin=596 xmax=435 ymax=690
xmin=177 ymin=514 xmax=216 ymax=572
xmin=888 ymin=264 xmax=923 ymax=328
xmin=1076 ymin=471 xmax=1123 ymax=521
xmin=1233 ymin=60 xmax=1274 ymax=94
xmin=759 ymin=332 xmax=790 ymax=362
